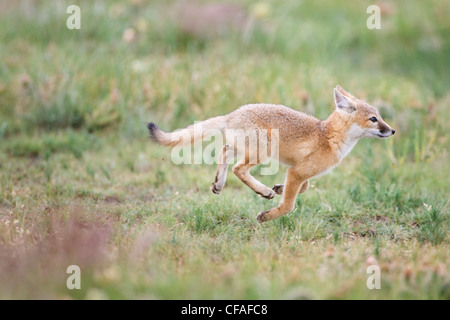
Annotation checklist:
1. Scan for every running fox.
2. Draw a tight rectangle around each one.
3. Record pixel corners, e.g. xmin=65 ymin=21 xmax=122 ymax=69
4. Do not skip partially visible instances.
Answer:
xmin=147 ymin=86 xmax=395 ymax=222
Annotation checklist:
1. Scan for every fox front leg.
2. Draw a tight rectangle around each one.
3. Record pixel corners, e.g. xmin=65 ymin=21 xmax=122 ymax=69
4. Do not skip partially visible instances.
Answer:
xmin=257 ymin=168 xmax=306 ymax=223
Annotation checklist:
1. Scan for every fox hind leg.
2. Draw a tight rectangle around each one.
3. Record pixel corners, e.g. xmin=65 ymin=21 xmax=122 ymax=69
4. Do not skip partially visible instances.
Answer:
xmin=211 ymin=144 xmax=235 ymax=195
xmin=232 ymin=159 xmax=275 ymax=199
xmin=272 ymin=180 xmax=309 ymax=195
xmin=272 ymin=184 xmax=284 ymax=195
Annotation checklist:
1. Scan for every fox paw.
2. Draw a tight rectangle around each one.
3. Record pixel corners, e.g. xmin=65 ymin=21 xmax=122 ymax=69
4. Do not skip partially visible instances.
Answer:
xmin=256 ymin=210 xmax=270 ymax=223
xmin=210 ymin=183 xmax=222 ymax=195
xmin=260 ymin=190 xmax=275 ymax=200
xmin=272 ymin=184 xmax=284 ymax=195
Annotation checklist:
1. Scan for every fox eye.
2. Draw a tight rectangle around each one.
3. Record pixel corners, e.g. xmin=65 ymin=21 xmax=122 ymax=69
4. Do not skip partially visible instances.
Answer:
xmin=369 ymin=117 xmax=378 ymax=122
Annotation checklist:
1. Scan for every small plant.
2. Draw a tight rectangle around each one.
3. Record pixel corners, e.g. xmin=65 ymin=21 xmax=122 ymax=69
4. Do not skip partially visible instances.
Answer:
xmin=417 ymin=201 xmax=448 ymax=245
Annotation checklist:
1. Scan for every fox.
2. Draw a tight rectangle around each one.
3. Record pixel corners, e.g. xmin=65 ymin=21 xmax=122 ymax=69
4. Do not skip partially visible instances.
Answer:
xmin=147 ymin=86 xmax=395 ymax=223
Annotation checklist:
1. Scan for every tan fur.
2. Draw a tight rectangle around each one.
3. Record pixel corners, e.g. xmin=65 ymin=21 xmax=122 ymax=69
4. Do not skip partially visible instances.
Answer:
xmin=148 ymin=86 xmax=395 ymax=223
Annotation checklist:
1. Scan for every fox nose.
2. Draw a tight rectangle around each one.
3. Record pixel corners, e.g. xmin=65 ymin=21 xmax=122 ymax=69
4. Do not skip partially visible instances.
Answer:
xmin=391 ymin=129 xmax=396 ymax=135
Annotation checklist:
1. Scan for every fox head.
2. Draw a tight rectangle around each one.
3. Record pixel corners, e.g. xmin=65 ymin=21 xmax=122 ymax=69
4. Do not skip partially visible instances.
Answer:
xmin=333 ymin=85 xmax=395 ymax=139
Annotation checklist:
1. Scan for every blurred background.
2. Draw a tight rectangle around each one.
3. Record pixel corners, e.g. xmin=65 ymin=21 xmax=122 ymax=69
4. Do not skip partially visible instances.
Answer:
xmin=0 ymin=0 xmax=448 ymax=299
xmin=1 ymin=0 xmax=449 ymax=139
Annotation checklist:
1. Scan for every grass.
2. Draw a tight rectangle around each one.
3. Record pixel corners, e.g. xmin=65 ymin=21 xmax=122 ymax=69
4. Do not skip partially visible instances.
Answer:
xmin=0 ymin=0 xmax=448 ymax=299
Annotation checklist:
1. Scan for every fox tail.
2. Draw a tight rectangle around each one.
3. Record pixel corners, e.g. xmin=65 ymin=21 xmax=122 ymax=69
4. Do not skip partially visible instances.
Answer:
xmin=147 ymin=115 xmax=227 ymax=147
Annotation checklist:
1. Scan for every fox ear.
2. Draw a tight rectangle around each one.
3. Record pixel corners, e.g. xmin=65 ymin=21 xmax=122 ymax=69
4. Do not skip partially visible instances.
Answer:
xmin=335 ymin=85 xmax=354 ymax=98
xmin=334 ymin=87 xmax=356 ymax=113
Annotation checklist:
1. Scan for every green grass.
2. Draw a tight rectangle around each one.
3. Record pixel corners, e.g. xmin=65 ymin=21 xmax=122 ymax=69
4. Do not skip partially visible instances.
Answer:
xmin=0 ymin=0 xmax=448 ymax=299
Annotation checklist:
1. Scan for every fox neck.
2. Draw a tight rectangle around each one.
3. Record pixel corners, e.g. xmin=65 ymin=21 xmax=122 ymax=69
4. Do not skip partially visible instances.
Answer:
xmin=322 ymin=110 xmax=363 ymax=162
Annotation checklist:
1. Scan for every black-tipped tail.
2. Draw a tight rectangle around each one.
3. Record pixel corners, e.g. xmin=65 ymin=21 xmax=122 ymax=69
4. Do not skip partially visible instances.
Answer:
xmin=147 ymin=122 xmax=160 ymax=143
